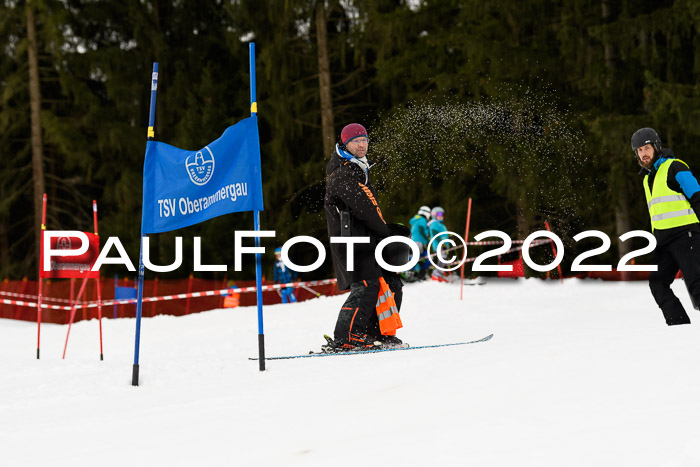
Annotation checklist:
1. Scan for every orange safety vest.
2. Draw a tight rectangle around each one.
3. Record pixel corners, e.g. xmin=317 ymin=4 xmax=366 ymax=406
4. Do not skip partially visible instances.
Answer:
xmin=376 ymin=277 xmax=402 ymax=335
xmin=223 ymin=288 xmax=240 ymax=308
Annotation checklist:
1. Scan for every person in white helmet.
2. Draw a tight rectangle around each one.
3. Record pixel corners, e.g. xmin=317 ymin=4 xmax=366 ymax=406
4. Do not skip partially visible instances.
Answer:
xmin=428 ymin=206 xmax=450 ymax=282
xmin=407 ymin=205 xmax=431 ymax=281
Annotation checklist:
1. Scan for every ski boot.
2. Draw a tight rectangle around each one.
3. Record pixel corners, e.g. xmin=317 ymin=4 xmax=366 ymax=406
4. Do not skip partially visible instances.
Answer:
xmin=320 ymin=334 xmax=381 ymax=353
xmin=378 ymin=335 xmax=409 ymax=349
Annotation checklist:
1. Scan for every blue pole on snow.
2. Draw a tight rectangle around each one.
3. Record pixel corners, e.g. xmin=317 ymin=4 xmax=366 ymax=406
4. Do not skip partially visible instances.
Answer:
xmin=132 ymin=62 xmax=158 ymax=386
xmin=250 ymin=43 xmax=266 ymax=371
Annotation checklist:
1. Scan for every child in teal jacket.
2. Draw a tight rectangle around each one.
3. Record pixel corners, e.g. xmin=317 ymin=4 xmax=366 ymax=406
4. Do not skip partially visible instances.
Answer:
xmin=408 ymin=205 xmax=431 ymax=280
xmin=428 ymin=206 xmax=449 ymax=282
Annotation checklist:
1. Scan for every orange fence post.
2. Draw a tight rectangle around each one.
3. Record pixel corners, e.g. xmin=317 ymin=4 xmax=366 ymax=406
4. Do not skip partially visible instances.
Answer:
xmin=459 ymin=198 xmax=473 ymax=300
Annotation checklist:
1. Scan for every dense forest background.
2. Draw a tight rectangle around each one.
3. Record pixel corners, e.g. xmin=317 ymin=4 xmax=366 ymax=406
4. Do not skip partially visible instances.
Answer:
xmin=1 ymin=0 xmax=699 ymax=281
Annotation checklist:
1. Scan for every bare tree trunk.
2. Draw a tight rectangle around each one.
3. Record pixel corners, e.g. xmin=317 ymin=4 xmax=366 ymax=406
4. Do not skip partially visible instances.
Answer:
xmin=639 ymin=30 xmax=648 ymax=67
xmin=601 ymin=0 xmax=631 ymax=263
xmin=601 ymin=0 xmax=616 ymax=73
xmin=316 ymin=1 xmax=335 ymax=156
xmin=26 ymin=0 xmax=46 ymax=278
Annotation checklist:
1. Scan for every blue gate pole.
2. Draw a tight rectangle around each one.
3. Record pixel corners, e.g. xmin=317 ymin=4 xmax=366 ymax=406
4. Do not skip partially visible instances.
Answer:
xmin=250 ymin=43 xmax=266 ymax=371
xmin=132 ymin=62 xmax=158 ymax=386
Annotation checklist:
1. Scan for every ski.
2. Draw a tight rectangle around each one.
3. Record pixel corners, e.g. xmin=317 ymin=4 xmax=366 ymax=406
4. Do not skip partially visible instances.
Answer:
xmin=249 ymin=333 xmax=493 ymax=361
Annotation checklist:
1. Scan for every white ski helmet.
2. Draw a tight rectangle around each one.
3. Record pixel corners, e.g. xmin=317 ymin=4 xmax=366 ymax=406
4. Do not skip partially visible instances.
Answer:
xmin=418 ymin=205 xmax=431 ymax=219
xmin=431 ymin=206 xmax=445 ymax=219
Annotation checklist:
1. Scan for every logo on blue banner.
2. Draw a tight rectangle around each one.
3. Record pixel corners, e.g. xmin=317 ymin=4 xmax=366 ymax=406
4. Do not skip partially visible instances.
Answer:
xmin=141 ymin=116 xmax=264 ymax=234
xmin=186 ymin=147 xmax=215 ymax=185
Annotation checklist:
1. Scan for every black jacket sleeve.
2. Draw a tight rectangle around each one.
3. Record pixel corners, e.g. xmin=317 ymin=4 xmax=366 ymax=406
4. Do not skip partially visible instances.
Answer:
xmin=666 ymin=161 xmax=691 ymax=193
xmin=331 ymin=166 xmax=390 ymax=238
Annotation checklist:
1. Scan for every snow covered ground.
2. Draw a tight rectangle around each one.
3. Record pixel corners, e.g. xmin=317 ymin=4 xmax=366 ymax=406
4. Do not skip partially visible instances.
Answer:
xmin=3 ymin=278 xmax=700 ymax=467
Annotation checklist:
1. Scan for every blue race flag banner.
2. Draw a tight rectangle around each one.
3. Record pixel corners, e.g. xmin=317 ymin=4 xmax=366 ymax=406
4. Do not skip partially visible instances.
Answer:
xmin=141 ymin=116 xmax=264 ymax=234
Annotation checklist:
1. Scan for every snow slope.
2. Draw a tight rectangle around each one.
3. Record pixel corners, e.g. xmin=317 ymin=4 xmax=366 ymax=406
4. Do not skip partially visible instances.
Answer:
xmin=2 ymin=278 xmax=700 ymax=467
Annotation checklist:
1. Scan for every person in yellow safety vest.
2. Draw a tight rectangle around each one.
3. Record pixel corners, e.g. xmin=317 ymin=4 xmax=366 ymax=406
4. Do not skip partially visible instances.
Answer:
xmin=634 ymin=127 xmax=700 ymax=325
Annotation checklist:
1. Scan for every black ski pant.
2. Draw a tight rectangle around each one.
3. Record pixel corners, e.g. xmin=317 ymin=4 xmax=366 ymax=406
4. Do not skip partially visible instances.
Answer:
xmin=333 ymin=272 xmax=403 ymax=344
xmin=649 ymin=231 xmax=700 ymax=325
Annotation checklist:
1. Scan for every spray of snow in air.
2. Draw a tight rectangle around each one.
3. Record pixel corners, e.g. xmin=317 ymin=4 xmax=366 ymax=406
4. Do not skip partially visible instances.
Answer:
xmin=368 ymin=87 xmax=593 ymax=222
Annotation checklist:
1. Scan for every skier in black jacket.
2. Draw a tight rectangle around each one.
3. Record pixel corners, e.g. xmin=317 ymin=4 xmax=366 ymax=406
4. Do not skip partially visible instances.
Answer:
xmin=324 ymin=123 xmax=404 ymax=350
xmin=634 ymin=127 xmax=700 ymax=325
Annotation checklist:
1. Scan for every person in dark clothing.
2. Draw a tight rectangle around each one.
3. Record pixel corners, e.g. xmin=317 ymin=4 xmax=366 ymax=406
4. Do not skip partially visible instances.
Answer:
xmin=324 ymin=123 xmax=404 ymax=350
xmin=633 ymin=127 xmax=700 ymax=325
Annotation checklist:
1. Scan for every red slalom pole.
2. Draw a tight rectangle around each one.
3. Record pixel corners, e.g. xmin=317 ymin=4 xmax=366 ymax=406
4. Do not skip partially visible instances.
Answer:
xmin=37 ymin=193 xmax=47 ymax=359
xmin=544 ymin=221 xmax=563 ymax=283
xmin=96 ymin=277 xmax=103 ymax=360
xmin=63 ymin=277 xmax=89 ymax=359
xmin=94 ymin=200 xmax=104 ymax=361
xmin=459 ymin=198 xmax=473 ymax=300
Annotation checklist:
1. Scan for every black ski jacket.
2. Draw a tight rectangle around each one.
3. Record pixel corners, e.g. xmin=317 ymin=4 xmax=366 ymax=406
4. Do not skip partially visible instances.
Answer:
xmin=325 ymin=151 xmax=390 ymax=290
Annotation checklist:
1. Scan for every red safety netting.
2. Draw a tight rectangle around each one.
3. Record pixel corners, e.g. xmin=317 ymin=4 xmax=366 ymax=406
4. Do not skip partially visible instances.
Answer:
xmin=0 ymin=277 xmax=343 ymax=324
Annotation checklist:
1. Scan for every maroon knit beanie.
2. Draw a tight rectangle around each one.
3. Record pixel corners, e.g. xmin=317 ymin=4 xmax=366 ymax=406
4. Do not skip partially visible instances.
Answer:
xmin=340 ymin=123 xmax=368 ymax=145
